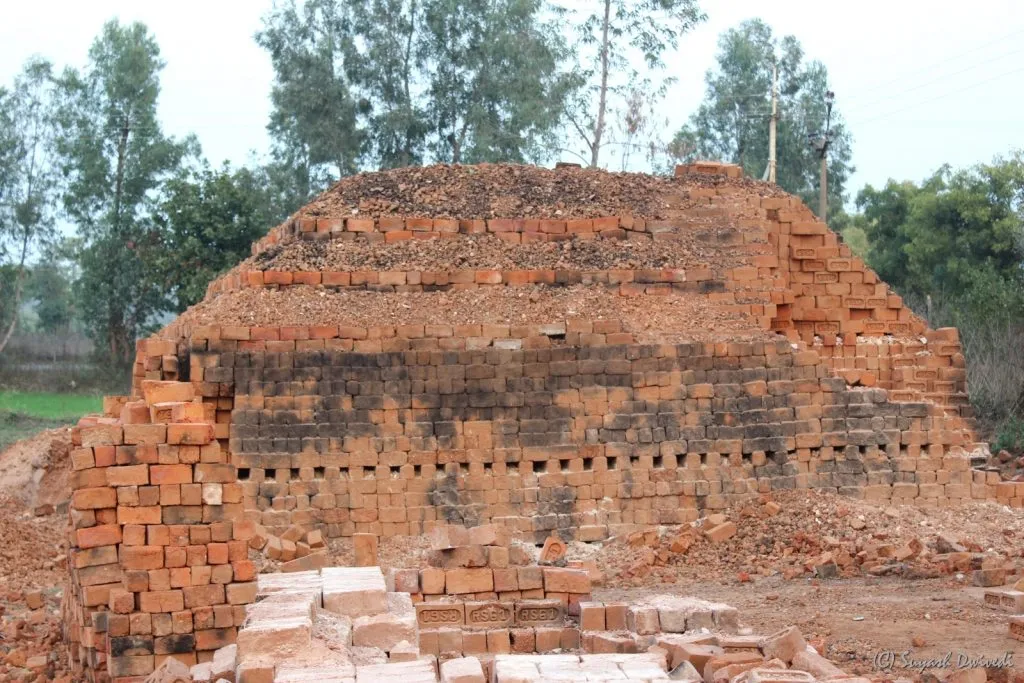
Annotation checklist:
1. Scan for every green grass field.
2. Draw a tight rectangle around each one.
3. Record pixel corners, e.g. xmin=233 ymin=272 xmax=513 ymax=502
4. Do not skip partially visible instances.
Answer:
xmin=0 ymin=391 xmax=102 ymax=451
xmin=0 ymin=391 xmax=102 ymax=420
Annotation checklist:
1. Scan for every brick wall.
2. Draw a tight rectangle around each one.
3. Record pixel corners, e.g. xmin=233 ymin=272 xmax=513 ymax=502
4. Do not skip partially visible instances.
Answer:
xmin=145 ymin=325 xmax=976 ymax=541
xmin=63 ymin=381 xmax=257 ymax=681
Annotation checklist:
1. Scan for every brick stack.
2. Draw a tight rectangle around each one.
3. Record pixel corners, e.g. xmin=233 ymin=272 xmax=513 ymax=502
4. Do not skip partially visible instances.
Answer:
xmin=63 ymin=380 xmax=256 ymax=681
xmin=67 ymin=161 xmax=1000 ymax=680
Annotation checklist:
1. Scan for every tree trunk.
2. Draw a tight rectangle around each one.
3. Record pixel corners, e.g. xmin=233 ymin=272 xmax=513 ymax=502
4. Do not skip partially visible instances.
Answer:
xmin=447 ymin=133 xmax=461 ymax=164
xmin=591 ymin=0 xmax=612 ymax=168
xmin=110 ymin=116 xmax=131 ymax=362
xmin=0 ymin=230 xmax=31 ymax=357
xmin=401 ymin=0 xmax=417 ymax=167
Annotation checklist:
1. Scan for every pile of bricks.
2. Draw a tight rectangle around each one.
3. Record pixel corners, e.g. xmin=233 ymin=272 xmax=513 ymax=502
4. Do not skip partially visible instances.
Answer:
xmin=63 ymin=380 xmax=256 ymax=680
xmin=63 ymin=161 xmax=1003 ymax=679
xmin=160 ymin=571 xmax=867 ymax=683
xmin=981 ymin=579 xmax=1024 ymax=642
xmin=247 ymin=523 xmax=330 ymax=573
xmin=385 ymin=524 xmax=591 ymax=658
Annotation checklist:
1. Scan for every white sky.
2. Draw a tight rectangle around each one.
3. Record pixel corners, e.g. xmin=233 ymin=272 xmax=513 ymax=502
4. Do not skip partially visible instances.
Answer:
xmin=2 ymin=0 xmax=1023 ymax=201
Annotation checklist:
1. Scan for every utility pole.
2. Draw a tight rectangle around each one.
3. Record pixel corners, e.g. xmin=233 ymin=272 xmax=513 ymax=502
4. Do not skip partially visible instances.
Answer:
xmin=768 ymin=62 xmax=778 ymax=184
xmin=808 ymin=90 xmax=835 ymax=221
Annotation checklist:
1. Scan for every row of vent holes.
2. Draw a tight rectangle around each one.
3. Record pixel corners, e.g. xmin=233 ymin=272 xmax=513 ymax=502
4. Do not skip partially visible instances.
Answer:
xmin=238 ymin=464 xmax=431 ymax=481
xmin=237 ymin=456 xmax=695 ymax=481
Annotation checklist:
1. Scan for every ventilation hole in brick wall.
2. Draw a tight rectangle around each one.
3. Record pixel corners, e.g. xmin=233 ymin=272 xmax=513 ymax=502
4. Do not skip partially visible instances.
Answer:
xmin=290 ymin=468 xmax=300 ymax=479
xmin=460 ymin=463 xmax=470 ymax=474
xmin=237 ymin=468 xmax=250 ymax=481
xmin=653 ymin=455 xmax=663 ymax=469
xmin=390 ymin=465 xmax=402 ymax=477
xmin=483 ymin=462 xmax=492 ymax=472
xmin=560 ymin=460 xmax=570 ymax=472
xmin=533 ymin=460 xmax=546 ymax=473
xmin=583 ymin=457 xmax=593 ymax=471
xmin=607 ymin=456 xmax=618 ymax=470
xmin=313 ymin=467 xmax=325 ymax=479
xmin=629 ymin=456 xmax=640 ymax=467
xmin=547 ymin=332 xmax=566 ymax=342
xmin=414 ymin=465 xmax=422 ymax=476
xmin=339 ymin=467 xmax=349 ymax=480
xmin=700 ymin=454 xmax=708 ymax=466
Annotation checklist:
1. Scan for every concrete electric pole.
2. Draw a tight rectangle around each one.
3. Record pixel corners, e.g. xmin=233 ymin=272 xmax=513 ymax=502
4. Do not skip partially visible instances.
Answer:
xmin=768 ymin=63 xmax=778 ymax=184
xmin=808 ymin=90 xmax=835 ymax=221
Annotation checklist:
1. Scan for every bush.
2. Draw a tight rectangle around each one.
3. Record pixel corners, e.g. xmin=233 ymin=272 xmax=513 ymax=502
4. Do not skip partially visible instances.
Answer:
xmin=994 ymin=417 xmax=1024 ymax=455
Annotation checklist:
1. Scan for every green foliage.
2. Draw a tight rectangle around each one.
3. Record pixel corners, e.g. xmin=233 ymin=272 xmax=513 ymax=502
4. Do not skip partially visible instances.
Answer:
xmin=256 ymin=0 xmax=364 ymax=198
xmin=421 ymin=0 xmax=579 ymax=164
xmin=828 ymin=209 xmax=870 ymax=258
xmin=55 ymin=20 xmax=195 ymax=363
xmin=676 ymin=19 xmax=853 ymax=215
xmin=257 ymin=0 xmax=577 ymax=182
xmin=152 ymin=162 xmax=284 ymax=312
xmin=858 ymin=153 xmax=1024 ymax=302
xmin=566 ymin=0 xmax=705 ymax=168
xmin=0 ymin=57 xmax=60 ymax=353
xmin=858 ymin=153 xmax=1024 ymax=422
xmin=994 ymin=416 xmax=1024 ymax=455
xmin=24 ymin=256 xmax=76 ymax=334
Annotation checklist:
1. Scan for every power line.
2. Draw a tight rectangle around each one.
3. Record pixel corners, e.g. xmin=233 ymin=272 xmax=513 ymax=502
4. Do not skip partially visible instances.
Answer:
xmin=843 ymin=43 xmax=1024 ymax=115
xmin=850 ymin=64 xmax=1024 ymax=126
xmin=841 ymin=24 xmax=1024 ymax=103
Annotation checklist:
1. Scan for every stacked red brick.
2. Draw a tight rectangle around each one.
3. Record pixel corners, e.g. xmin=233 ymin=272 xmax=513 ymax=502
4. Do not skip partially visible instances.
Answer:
xmin=63 ymin=380 xmax=256 ymax=681
xmin=676 ymin=164 xmax=971 ymax=417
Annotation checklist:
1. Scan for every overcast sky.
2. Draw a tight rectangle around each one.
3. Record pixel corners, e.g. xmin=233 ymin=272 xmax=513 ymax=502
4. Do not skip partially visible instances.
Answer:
xmin=2 ymin=0 xmax=1023 ymax=200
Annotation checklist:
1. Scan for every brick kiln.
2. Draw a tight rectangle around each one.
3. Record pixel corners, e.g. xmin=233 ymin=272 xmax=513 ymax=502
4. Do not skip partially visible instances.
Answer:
xmin=61 ymin=162 xmax=998 ymax=680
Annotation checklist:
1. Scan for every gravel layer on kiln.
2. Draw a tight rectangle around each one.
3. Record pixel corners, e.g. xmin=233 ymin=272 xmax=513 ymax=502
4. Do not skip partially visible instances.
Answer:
xmin=295 ymin=163 xmax=787 ymax=220
xmin=251 ymin=231 xmax=769 ymax=273
xmin=174 ymin=285 xmax=773 ymax=342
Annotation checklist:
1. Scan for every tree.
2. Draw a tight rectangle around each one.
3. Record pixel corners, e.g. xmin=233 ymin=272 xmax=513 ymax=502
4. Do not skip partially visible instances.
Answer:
xmin=0 ymin=58 xmax=60 ymax=356
xmin=857 ymin=155 xmax=1024 ymax=420
xmin=348 ymin=0 xmax=428 ymax=168
xmin=420 ymin=0 xmax=578 ymax=164
xmin=564 ymin=0 xmax=705 ymax=168
xmin=256 ymin=0 xmax=364 ymax=200
xmin=152 ymin=162 xmax=282 ymax=312
xmin=257 ymin=0 xmax=578 ymax=173
xmin=24 ymin=254 xmax=77 ymax=336
xmin=675 ymin=19 xmax=853 ymax=216
xmin=858 ymin=155 xmax=1024 ymax=302
xmin=55 ymin=20 xmax=194 ymax=363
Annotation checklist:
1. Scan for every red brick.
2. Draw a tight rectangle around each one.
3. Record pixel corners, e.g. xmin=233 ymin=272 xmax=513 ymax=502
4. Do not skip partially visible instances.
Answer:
xmin=446 ymin=568 xmax=494 ymax=595
xmin=264 ymin=271 xmax=293 ymax=285
xmin=73 ymin=487 xmax=116 ymax=510
xmin=121 ymin=546 xmax=165 ymax=570
xmin=106 ymin=464 xmax=150 ymax=487
xmin=151 ymin=465 xmax=193 ymax=485
xmin=141 ymin=381 xmax=195 ymax=405
xmin=167 ymin=424 xmax=214 ymax=445
xmin=77 ymin=524 xmax=122 ymax=549
xmin=347 ymin=218 xmax=374 ymax=232
xmin=293 ymin=271 xmax=321 ymax=286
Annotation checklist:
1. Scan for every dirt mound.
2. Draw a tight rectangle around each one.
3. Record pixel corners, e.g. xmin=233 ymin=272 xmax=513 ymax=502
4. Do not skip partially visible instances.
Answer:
xmin=0 ymin=428 xmax=71 ymax=513
xmin=297 ymin=163 xmax=786 ymax=221
xmin=250 ymin=229 xmax=765 ymax=274
xmin=177 ymin=285 xmax=770 ymax=342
